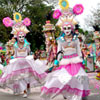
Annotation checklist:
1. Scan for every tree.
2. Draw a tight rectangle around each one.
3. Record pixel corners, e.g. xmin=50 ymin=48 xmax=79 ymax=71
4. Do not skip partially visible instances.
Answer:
xmin=84 ymin=3 xmax=100 ymax=28
xmin=0 ymin=7 xmax=12 ymax=44
xmin=44 ymin=0 xmax=58 ymax=7
xmin=83 ymin=3 xmax=100 ymax=43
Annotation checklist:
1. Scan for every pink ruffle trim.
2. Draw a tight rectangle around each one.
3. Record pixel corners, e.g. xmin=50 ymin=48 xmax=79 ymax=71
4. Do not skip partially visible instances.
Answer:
xmin=41 ymin=85 xmax=90 ymax=97
xmin=55 ymin=63 xmax=84 ymax=76
xmin=63 ymin=54 xmax=78 ymax=59
xmin=0 ymin=67 xmax=47 ymax=83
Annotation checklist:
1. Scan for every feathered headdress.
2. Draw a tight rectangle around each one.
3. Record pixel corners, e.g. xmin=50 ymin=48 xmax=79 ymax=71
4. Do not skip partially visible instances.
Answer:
xmin=3 ymin=12 xmax=31 ymax=37
xmin=6 ymin=38 xmax=16 ymax=47
xmin=53 ymin=0 xmax=84 ymax=30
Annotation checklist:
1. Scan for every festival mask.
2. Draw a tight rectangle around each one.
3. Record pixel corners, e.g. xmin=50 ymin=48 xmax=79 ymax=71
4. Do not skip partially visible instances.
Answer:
xmin=17 ymin=31 xmax=25 ymax=42
xmin=62 ymin=24 xmax=72 ymax=36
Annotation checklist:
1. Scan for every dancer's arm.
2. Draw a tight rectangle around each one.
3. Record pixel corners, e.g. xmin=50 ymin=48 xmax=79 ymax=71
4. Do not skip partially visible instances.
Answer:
xmin=53 ymin=41 xmax=62 ymax=70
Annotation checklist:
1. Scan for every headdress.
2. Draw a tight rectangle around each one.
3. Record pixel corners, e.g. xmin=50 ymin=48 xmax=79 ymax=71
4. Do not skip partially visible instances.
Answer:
xmin=53 ymin=0 xmax=84 ymax=30
xmin=3 ymin=12 xmax=31 ymax=37
xmin=42 ymin=21 xmax=55 ymax=32
xmin=6 ymin=38 xmax=16 ymax=47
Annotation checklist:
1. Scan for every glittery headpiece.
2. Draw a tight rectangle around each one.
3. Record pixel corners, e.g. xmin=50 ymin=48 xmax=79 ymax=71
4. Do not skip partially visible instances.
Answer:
xmin=53 ymin=0 xmax=84 ymax=30
xmin=3 ymin=12 xmax=31 ymax=37
xmin=42 ymin=21 xmax=55 ymax=32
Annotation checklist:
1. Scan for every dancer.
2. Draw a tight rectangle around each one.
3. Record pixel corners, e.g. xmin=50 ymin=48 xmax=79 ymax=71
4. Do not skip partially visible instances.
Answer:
xmin=0 ymin=12 xmax=47 ymax=97
xmin=42 ymin=20 xmax=57 ymax=72
xmin=41 ymin=0 xmax=90 ymax=100
xmin=33 ymin=19 xmax=57 ymax=73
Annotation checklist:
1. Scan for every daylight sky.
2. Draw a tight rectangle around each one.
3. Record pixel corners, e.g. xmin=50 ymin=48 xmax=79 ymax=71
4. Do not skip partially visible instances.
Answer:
xmin=56 ymin=0 xmax=100 ymax=30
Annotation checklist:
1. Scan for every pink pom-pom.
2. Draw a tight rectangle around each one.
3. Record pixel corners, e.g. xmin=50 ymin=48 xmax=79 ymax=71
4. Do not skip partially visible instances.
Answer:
xmin=3 ymin=17 xmax=13 ymax=27
xmin=23 ymin=17 xmax=31 ymax=26
xmin=73 ymin=4 xmax=84 ymax=15
xmin=53 ymin=9 xmax=62 ymax=19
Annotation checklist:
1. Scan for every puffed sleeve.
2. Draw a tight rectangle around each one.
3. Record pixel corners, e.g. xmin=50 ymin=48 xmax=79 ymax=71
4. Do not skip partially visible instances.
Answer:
xmin=76 ymin=39 xmax=82 ymax=57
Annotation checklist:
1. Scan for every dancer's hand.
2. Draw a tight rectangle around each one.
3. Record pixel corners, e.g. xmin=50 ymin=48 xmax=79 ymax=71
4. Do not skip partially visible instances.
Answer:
xmin=85 ymin=67 xmax=90 ymax=72
xmin=52 ymin=65 xmax=57 ymax=71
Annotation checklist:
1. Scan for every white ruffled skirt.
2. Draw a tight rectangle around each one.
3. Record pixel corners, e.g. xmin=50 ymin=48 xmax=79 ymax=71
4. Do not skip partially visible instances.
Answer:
xmin=41 ymin=56 xmax=90 ymax=100
xmin=0 ymin=56 xmax=47 ymax=92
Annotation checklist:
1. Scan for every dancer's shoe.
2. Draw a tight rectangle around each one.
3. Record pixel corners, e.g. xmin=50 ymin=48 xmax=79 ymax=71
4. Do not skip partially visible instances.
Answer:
xmin=23 ymin=93 xmax=27 ymax=98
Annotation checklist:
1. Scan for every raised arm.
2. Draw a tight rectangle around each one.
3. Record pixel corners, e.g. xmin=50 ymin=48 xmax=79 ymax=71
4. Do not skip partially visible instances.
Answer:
xmin=53 ymin=40 xmax=62 ymax=67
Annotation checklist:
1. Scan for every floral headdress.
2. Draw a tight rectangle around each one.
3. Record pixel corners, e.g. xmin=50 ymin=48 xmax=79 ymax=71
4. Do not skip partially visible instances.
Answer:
xmin=6 ymin=38 xmax=16 ymax=47
xmin=3 ymin=12 xmax=31 ymax=37
xmin=53 ymin=0 xmax=84 ymax=30
xmin=42 ymin=21 xmax=55 ymax=32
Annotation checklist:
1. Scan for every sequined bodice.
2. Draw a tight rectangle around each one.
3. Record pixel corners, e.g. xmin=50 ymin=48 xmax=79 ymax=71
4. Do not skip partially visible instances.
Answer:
xmin=16 ymin=47 xmax=28 ymax=57
xmin=58 ymin=39 xmax=79 ymax=56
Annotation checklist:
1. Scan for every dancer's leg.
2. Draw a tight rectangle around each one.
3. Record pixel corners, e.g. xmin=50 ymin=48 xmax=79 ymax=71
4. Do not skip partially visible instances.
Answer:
xmin=19 ymin=80 xmax=27 ymax=98
xmin=27 ymin=83 xmax=30 ymax=95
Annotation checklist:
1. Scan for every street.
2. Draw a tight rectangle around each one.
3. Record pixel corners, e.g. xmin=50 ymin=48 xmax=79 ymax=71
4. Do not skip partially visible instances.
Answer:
xmin=0 ymin=72 xmax=100 ymax=100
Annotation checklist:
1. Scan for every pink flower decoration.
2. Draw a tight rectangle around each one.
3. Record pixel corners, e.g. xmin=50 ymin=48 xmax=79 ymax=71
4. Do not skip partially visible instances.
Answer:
xmin=53 ymin=9 xmax=62 ymax=19
xmin=73 ymin=4 xmax=84 ymax=15
xmin=23 ymin=17 xmax=31 ymax=26
xmin=3 ymin=17 xmax=13 ymax=27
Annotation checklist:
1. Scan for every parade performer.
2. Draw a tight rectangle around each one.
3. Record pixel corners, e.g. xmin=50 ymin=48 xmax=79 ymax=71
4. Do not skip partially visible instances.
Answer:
xmin=41 ymin=0 xmax=90 ymax=100
xmin=42 ymin=20 xmax=57 ymax=72
xmin=0 ymin=12 xmax=47 ymax=98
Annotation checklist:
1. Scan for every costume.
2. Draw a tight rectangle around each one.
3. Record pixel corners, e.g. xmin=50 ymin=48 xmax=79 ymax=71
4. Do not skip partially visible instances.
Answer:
xmin=5 ymin=38 xmax=16 ymax=64
xmin=42 ymin=20 xmax=57 ymax=72
xmin=0 ymin=12 xmax=47 ymax=97
xmin=41 ymin=0 xmax=90 ymax=100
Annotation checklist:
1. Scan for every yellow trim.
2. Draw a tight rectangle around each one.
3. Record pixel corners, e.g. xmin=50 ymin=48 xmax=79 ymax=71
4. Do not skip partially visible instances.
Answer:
xmin=96 ymin=76 xmax=100 ymax=80
xmin=59 ymin=0 xmax=69 ymax=10
xmin=97 ymin=73 xmax=100 ymax=76
xmin=40 ymin=58 xmax=46 ymax=60
xmin=13 ymin=12 xmax=22 ymax=22
xmin=0 ymin=50 xmax=6 ymax=53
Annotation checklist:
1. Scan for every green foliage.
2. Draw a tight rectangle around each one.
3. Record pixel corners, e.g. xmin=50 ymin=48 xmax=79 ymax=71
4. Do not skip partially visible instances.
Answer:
xmin=84 ymin=3 xmax=100 ymax=27
xmin=55 ymin=26 xmax=61 ymax=38
xmin=0 ymin=7 xmax=12 ymax=44
xmin=78 ymin=27 xmax=94 ymax=44
xmin=23 ymin=3 xmax=55 ymax=51
xmin=84 ymin=33 xmax=94 ymax=44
